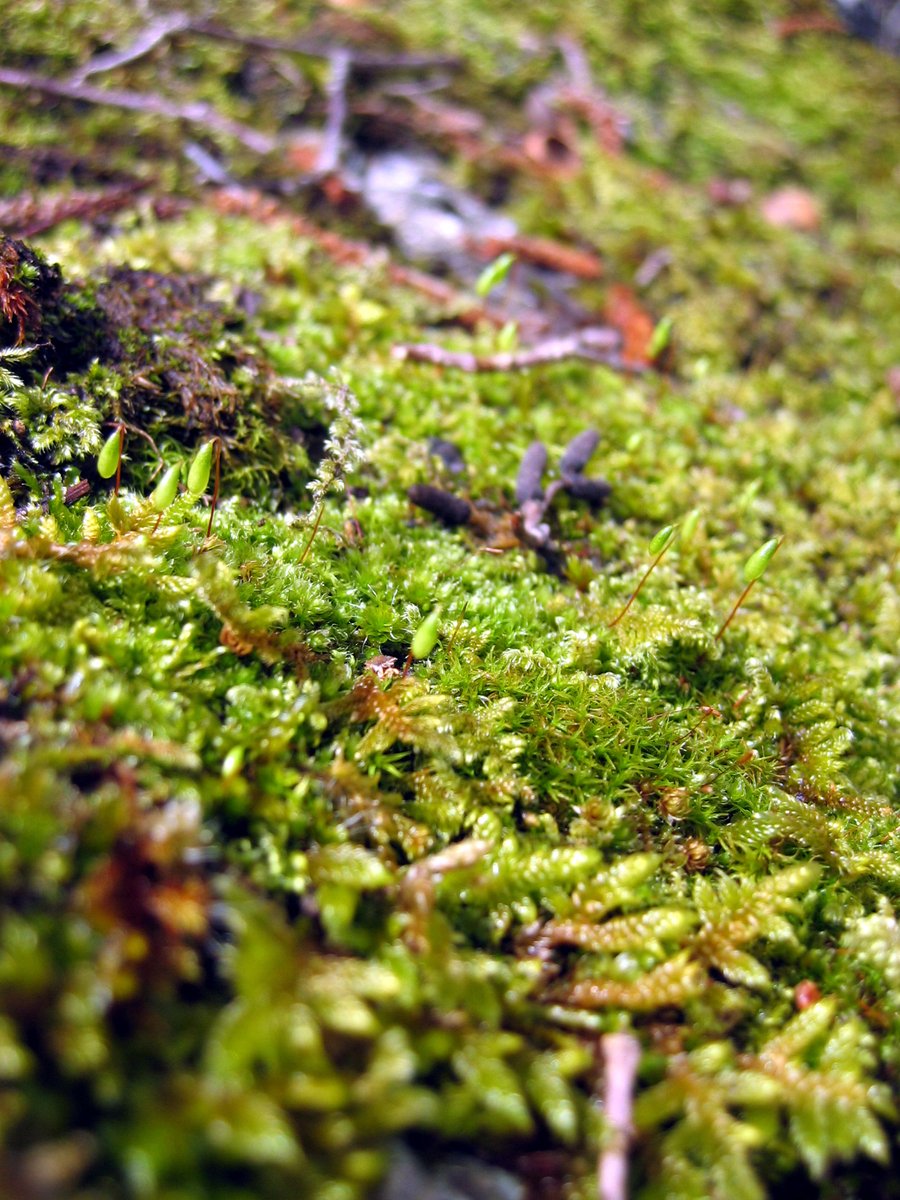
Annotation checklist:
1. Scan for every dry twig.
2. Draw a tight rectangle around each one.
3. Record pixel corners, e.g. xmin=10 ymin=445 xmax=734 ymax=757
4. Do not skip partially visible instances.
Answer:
xmin=65 ymin=12 xmax=194 ymax=85
xmin=210 ymin=186 xmax=521 ymax=330
xmin=318 ymin=49 xmax=352 ymax=177
xmin=0 ymin=66 xmax=277 ymax=155
xmin=598 ymin=1032 xmax=641 ymax=1200
xmin=392 ymin=327 xmax=643 ymax=374
xmin=0 ymin=181 xmax=148 ymax=238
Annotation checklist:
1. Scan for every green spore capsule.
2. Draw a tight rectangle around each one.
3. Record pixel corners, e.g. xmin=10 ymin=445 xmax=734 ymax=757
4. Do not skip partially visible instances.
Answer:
xmin=743 ymin=537 xmax=781 ymax=583
xmin=187 ymin=441 xmax=214 ymax=496
xmin=680 ymin=508 xmax=702 ymax=544
xmin=475 ymin=252 xmax=516 ymax=298
xmin=97 ymin=426 xmax=123 ymax=479
xmin=648 ymin=315 xmax=674 ymax=360
xmin=649 ymin=524 xmax=676 ymax=555
xmin=411 ymin=606 xmax=443 ymax=660
xmin=150 ymin=463 xmax=182 ymax=512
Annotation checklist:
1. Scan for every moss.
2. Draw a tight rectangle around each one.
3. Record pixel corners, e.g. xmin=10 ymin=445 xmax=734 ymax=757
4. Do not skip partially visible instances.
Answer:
xmin=1 ymin=0 xmax=900 ymax=1197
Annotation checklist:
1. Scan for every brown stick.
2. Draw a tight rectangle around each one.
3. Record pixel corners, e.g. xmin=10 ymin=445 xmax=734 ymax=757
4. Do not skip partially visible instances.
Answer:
xmin=211 ymin=186 xmax=525 ymax=332
xmin=0 ymin=181 xmax=148 ymax=239
xmin=598 ymin=1032 xmax=641 ymax=1200
xmin=63 ymin=479 xmax=91 ymax=506
xmin=0 ymin=66 xmax=277 ymax=155
xmin=468 ymin=232 xmax=603 ymax=280
xmin=392 ymin=327 xmax=639 ymax=374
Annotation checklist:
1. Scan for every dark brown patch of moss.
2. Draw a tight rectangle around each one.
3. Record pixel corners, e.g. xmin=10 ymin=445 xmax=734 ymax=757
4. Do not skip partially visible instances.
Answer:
xmin=0 ymin=236 xmax=106 ymax=368
xmin=1 ymin=237 xmax=326 ymax=501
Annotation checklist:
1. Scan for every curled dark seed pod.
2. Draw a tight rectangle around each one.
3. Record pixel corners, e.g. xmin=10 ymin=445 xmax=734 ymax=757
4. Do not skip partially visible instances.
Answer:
xmin=516 ymin=441 xmax=548 ymax=505
xmin=428 ymin=437 xmax=466 ymax=475
xmin=559 ymin=428 xmax=600 ymax=478
xmin=408 ymin=484 xmax=472 ymax=527
xmin=563 ymin=475 xmax=612 ymax=506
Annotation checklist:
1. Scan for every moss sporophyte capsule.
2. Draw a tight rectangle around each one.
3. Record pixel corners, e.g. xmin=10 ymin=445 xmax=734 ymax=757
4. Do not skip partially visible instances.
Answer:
xmin=743 ymin=537 xmax=781 ymax=583
xmin=97 ymin=426 xmax=123 ymax=479
xmin=411 ymin=607 xmax=442 ymax=660
xmin=150 ymin=464 xmax=182 ymax=512
xmin=187 ymin=441 xmax=214 ymax=496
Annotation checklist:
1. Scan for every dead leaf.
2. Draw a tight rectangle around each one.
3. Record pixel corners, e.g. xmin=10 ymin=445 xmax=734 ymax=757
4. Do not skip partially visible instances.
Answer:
xmin=604 ymin=283 xmax=654 ymax=366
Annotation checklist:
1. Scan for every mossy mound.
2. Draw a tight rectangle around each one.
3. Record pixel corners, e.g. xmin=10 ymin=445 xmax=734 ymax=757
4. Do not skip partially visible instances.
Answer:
xmin=0 ymin=237 xmax=326 ymax=504
xmin=1 ymin=2 xmax=899 ymax=1198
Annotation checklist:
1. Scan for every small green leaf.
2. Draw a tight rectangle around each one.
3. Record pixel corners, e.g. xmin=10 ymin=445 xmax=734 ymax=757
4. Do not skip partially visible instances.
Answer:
xmin=475 ymin=252 xmax=516 ymax=298
xmin=149 ymin=463 xmax=182 ymax=512
xmin=97 ymin=426 xmax=123 ymax=479
xmin=411 ymin=606 xmax=442 ymax=660
xmin=187 ymin=441 xmax=214 ymax=496
xmin=680 ymin=507 xmax=702 ymax=544
xmin=650 ymin=524 xmax=677 ymax=555
xmin=107 ymin=494 xmax=126 ymax=531
xmin=742 ymin=537 xmax=781 ymax=583
xmin=648 ymin=315 xmax=674 ymax=360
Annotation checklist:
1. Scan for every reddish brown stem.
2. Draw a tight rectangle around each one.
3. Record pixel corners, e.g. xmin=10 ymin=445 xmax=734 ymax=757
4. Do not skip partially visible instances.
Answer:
xmin=113 ymin=424 xmax=125 ymax=497
xmin=402 ymin=648 xmax=414 ymax=679
xmin=205 ymin=438 xmax=222 ymax=539
xmin=715 ymin=579 xmax=756 ymax=641
xmin=445 ymin=601 xmax=469 ymax=655
xmin=298 ymin=502 xmax=325 ymax=565
xmin=608 ymin=541 xmax=672 ymax=628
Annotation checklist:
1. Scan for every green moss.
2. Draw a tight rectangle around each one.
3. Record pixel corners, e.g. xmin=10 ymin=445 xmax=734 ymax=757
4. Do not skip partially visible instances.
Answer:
xmin=1 ymin=0 xmax=899 ymax=1196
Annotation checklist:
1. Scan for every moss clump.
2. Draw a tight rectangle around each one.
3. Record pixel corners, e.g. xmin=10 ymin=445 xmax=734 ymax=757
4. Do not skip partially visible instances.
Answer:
xmin=0 ymin=238 xmax=327 ymax=505
xmin=1 ymin=1 xmax=899 ymax=1198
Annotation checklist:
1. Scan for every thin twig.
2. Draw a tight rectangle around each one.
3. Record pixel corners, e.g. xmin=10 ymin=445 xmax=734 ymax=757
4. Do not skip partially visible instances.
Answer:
xmin=598 ymin=1032 xmax=641 ymax=1200
xmin=66 ymin=12 xmax=193 ymax=84
xmin=183 ymin=141 xmax=235 ymax=186
xmin=0 ymin=181 xmax=148 ymax=239
xmin=121 ymin=421 xmax=163 ymax=467
xmin=392 ymin=327 xmax=642 ymax=375
xmin=211 ymin=186 xmax=526 ymax=332
xmin=63 ymin=480 xmax=90 ymax=506
xmin=0 ymin=66 xmax=277 ymax=155
xmin=318 ymin=49 xmax=352 ymax=176
xmin=188 ymin=21 xmax=462 ymax=72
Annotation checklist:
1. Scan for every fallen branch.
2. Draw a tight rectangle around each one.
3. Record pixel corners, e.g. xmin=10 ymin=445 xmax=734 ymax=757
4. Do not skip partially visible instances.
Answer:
xmin=0 ymin=66 xmax=278 ymax=156
xmin=65 ymin=11 xmax=194 ymax=85
xmin=189 ymin=21 xmax=462 ymax=72
xmin=469 ymin=232 xmax=603 ymax=279
xmin=210 ymin=186 xmax=527 ymax=331
xmin=318 ymin=49 xmax=352 ymax=176
xmin=392 ymin=327 xmax=646 ymax=374
xmin=598 ymin=1032 xmax=641 ymax=1200
xmin=0 ymin=180 xmax=148 ymax=238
